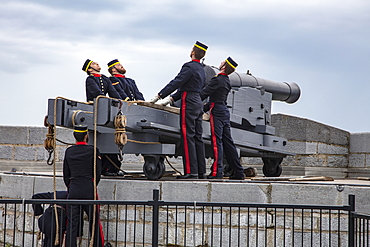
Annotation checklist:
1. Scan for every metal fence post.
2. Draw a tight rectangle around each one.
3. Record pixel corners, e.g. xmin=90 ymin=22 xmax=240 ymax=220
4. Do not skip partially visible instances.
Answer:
xmin=348 ymin=194 xmax=355 ymax=247
xmin=152 ymin=189 xmax=160 ymax=247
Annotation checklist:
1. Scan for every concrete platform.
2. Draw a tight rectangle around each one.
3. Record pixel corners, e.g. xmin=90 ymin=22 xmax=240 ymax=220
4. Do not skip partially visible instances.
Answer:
xmin=1 ymin=172 xmax=370 ymax=215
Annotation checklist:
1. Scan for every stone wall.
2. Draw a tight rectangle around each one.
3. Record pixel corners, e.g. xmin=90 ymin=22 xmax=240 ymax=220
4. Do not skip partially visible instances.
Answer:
xmin=242 ymin=114 xmax=370 ymax=178
xmin=0 ymin=126 xmax=73 ymax=172
xmin=1 ymin=114 xmax=370 ymax=177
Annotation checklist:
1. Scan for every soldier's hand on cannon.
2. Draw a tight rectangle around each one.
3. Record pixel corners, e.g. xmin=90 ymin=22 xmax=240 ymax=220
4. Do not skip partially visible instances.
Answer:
xmin=156 ymin=96 xmax=173 ymax=106
xmin=149 ymin=95 xmax=160 ymax=103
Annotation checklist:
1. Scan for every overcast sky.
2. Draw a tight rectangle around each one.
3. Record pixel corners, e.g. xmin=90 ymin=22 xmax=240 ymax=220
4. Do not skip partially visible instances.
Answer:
xmin=1 ymin=0 xmax=369 ymax=133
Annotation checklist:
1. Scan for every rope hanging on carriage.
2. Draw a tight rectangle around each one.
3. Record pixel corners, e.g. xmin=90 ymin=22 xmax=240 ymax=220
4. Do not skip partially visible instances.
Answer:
xmin=52 ymin=97 xmax=61 ymax=245
xmin=89 ymin=95 xmax=103 ymax=247
xmin=44 ymin=117 xmax=56 ymax=166
xmin=43 ymin=96 xmax=88 ymax=245
xmin=114 ymin=104 xmax=127 ymax=161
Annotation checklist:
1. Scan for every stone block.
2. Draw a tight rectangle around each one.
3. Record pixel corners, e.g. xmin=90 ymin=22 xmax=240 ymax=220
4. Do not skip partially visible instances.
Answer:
xmin=33 ymin=176 xmax=66 ymax=194
xmin=28 ymin=127 xmax=48 ymax=145
xmin=108 ymin=180 xmax=160 ymax=201
xmin=0 ymin=146 xmax=13 ymax=160
xmin=305 ymin=142 xmax=318 ymax=154
xmin=209 ymin=182 xmax=269 ymax=203
xmin=36 ymin=147 xmax=47 ymax=161
xmin=119 ymin=208 xmax=143 ymax=221
xmin=0 ymin=174 xmax=35 ymax=198
xmin=317 ymin=143 xmax=348 ymax=155
xmin=188 ymin=210 xmax=227 ymax=225
xmin=286 ymin=141 xmax=317 ymax=154
xmin=297 ymin=156 xmax=326 ymax=167
xmin=271 ymin=183 xmax=341 ymax=206
xmin=0 ymin=126 xmax=28 ymax=145
xmin=350 ymin=132 xmax=370 ymax=153
xmin=340 ymin=187 xmax=370 ymax=214
xmin=14 ymin=146 xmax=36 ymax=161
xmin=162 ymin=181 xmax=209 ymax=202
xmin=281 ymin=155 xmax=297 ymax=166
xmin=327 ymin=156 xmax=348 ymax=168
xmin=129 ymin=223 xmax=153 ymax=244
xmin=55 ymin=127 xmax=75 ymax=144
xmin=366 ymin=154 xmax=370 ymax=168
xmin=305 ymin=167 xmax=348 ymax=178
xmin=348 ymin=154 xmax=365 ymax=168
xmin=320 ymin=214 xmax=348 ymax=232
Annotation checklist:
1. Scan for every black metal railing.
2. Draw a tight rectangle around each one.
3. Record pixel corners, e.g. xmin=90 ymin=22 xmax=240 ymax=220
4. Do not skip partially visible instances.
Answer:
xmin=352 ymin=212 xmax=370 ymax=247
xmin=0 ymin=191 xmax=369 ymax=247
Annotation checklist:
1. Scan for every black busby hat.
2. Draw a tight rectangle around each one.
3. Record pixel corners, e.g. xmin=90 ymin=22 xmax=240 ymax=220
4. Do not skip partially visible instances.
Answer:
xmin=194 ymin=41 xmax=208 ymax=51
xmin=225 ymin=57 xmax=238 ymax=69
xmin=74 ymin=125 xmax=88 ymax=133
xmin=82 ymin=59 xmax=93 ymax=72
xmin=108 ymin=59 xmax=120 ymax=68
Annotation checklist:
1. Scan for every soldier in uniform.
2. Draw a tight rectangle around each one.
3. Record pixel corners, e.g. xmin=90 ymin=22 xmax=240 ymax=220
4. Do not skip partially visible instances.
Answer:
xmin=149 ymin=41 xmax=208 ymax=179
xmin=103 ymin=59 xmax=146 ymax=176
xmin=32 ymin=191 xmax=68 ymax=247
xmin=107 ymin=59 xmax=145 ymax=101
xmin=63 ymin=125 xmax=105 ymax=247
xmin=82 ymin=59 xmax=120 ymax=102
xmin=82 ymin=59 xmax=122 ymax=176
xmin=200 ymin=57 xmax=245 ymax=180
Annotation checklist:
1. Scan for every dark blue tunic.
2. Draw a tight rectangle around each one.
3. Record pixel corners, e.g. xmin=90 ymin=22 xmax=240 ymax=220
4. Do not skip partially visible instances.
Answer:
xmin=85 ymin=74 xmax=120 ymax=102
xmin=159 ymin=60 xmax=205 ymax=98
xmin=109 ymin=75 xmax=145 ymax=101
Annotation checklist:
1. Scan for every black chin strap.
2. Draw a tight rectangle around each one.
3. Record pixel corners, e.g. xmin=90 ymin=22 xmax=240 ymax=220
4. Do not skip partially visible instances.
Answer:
xmin=89 ymin=67 xmax=100 ymax=73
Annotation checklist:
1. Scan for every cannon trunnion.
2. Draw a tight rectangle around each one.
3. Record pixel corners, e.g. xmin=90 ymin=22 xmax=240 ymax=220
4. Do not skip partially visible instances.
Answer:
xmin=47 ymin=65 xmax=300 ymax=179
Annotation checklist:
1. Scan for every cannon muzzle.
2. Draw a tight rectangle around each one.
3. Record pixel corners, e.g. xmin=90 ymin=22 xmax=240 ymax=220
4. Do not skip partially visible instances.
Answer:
xmin=204 ymin=65 xmax=300 ymax=104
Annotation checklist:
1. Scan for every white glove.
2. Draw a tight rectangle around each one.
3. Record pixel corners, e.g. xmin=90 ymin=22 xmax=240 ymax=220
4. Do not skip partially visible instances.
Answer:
xmin=149 ymin=95 xmax=160 ymax=103
xmin=156 ymin=96 xmax=174 ymax=106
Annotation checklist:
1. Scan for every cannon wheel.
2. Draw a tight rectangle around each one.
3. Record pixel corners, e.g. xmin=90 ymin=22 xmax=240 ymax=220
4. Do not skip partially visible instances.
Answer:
xmin=262 ymin=158 xmax=283 ymax=177
xmin=143 ymin=155 xmax=165 ymax=180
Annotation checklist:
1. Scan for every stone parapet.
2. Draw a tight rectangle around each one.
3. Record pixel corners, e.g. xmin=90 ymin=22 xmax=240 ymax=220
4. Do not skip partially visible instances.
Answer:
xmin=271 ymin=114 xmax=349 ymax=146
xmin=1 ymin=174 xmax=369 ymax=213
xmin=2 ymin=113 xmax=370 ymax=178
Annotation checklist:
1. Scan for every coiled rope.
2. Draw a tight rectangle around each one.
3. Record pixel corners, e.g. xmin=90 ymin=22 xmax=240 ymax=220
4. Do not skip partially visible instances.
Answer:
xmin=44 ymin=116 xmax=74 ymax=165
xmin=44 ymin=117 xmax=55 ymax=165
xmin=114 ymin=112 xmax=127 ymax=161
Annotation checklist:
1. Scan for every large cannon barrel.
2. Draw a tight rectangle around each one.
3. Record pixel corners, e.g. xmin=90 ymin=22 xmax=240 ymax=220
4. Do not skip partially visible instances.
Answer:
xmin=204 ymin=65 xmax=301 ymax=103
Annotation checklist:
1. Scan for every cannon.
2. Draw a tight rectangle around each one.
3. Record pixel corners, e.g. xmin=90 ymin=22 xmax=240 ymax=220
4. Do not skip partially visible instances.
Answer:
xmin=46 ymin=64 xmax=300 ymax=179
